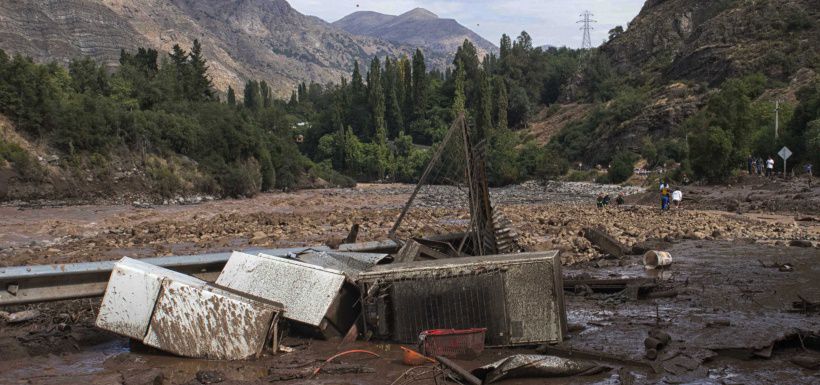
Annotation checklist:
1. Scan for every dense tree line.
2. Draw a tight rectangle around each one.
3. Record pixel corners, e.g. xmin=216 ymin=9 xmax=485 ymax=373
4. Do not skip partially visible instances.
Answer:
xmin=0 ymin=42 xmax=352 ymax=197
xmin=291 ymin=33 xmax=582 ymax=185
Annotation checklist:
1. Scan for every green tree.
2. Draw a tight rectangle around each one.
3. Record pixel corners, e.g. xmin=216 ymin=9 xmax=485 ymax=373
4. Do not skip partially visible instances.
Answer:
xmin=495 ymin=77 xmax=509 ymax=131
xmin=368 ymin=57 xmax=386 ymax=142
xmin=400 ymin=57 xmax=413 ymax=125
xmin=607 ymin=151 xmax=639 ymax=183
xmin=383 ymin=58 xmax=404 ymax=138
xmin=453 ymin=61 xmax=466 ymax=115
xmin=348 ymin=61 xmax=369 ymax=137
xmin=243 ymin=80 xmax=261 ymax=111
xmin=412 ymin=49 xmax=427 ymax=120
xmin=226 ymin=86 xmax=236 ymax=106
xmin=168 ymin=44 xmax=189 ymax=98
xmin=476 ymin=70 xmax=493 ymax=139
xmin=68 ymin=57 xmax=110 ymax=95
xmin=259 ymin=81 xmax=272 ymax=108
xmin=690 ymin=126 xmax=734 ymax=182
xmin=188 ymin=39 xmax=213 ymax=101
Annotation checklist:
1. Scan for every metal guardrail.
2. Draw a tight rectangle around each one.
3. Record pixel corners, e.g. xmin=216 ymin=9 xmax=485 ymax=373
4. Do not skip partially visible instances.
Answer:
xmin=0 ymin=247 xmax=317 ymax=306
xmin=0 ymin=240 xmax=401 ymax=306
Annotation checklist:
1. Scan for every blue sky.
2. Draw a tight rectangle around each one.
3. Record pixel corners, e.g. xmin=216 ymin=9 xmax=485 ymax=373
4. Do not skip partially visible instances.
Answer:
xmin=288 ymin=0 xmax=646 ymax=48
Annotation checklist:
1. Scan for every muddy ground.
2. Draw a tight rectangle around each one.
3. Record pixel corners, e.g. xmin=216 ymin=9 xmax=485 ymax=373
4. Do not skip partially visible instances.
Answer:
xmin=0 ymin=181 xmax=818 ymax=384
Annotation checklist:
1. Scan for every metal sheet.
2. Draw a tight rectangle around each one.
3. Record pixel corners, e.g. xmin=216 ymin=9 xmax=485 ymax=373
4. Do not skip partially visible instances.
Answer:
xmin=143 ymin=279 xmax=280 ymax=360
xmin=96 ymin=258 xmax=207 ymax=340
xmin=216 ymin=252 xmax=347 ymax=327
xmin=338 ymin=239 xmax=400 ymax=253
xmin=504 ymin=260 xmax=562 ymax=344
xmin=297 ymin=251 xmax=391 ymax=277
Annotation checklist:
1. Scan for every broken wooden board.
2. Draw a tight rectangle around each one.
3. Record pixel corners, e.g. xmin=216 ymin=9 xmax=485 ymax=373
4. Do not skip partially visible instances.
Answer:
xmin=583 ymin=227 xmax=627 ymax=257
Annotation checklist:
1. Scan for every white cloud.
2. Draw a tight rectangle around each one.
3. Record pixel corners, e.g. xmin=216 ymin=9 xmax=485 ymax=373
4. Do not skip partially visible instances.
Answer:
xmin=287 ymin=0 xmax=644 ymax=48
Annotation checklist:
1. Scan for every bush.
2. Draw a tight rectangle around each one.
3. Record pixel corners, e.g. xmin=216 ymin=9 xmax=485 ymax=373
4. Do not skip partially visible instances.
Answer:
xmin=564 ymin=170 xmax=597 ymax=182
xmin=0 ymin=139 xmax=44 ymax=182
xmin=310 ymin=160 xmax=356 ymax=188
xmin=145 ymin=156 xmax=183 ymax=198
xmin=218 ymin=158 xmax=262 ymax=198
xmin=519 ymin=142 xmax=569 ymax=180
xmin=607 ymin=151 xmax=639 ymax=184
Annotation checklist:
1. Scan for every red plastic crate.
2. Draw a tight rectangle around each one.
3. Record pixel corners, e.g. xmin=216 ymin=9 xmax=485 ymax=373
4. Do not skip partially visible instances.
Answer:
xmin=418 ymin=328 xmax=487 ymax=359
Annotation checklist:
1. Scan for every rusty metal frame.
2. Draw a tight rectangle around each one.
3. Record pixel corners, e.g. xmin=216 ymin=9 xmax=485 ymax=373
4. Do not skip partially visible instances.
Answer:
xmin=388 ymin=113 xmax=465 ymax=239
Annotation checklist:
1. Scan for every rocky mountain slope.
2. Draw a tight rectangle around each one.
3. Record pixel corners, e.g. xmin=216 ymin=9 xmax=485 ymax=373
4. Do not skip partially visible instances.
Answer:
xmin=532 ymin=0 xmax=819 ymax=156
xmin=0 ymin=0 xmax=448 ymax=97
xmin=603 ymin=0 xmax=818 ymax=85
xmin=333 ymin=8 xmax=498 ymax=58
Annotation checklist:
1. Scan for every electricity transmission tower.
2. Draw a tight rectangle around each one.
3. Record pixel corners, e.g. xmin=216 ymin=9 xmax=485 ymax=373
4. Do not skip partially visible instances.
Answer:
xmin=578 ymin=11 xmax=596 ymax=50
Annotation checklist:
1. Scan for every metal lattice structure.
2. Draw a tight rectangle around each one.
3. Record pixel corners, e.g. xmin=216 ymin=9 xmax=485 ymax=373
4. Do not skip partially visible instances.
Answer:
xmin=578 ymin=10 xmax=596 ymax=50
xmin=389 ymin=113 xmax=499 ymax=256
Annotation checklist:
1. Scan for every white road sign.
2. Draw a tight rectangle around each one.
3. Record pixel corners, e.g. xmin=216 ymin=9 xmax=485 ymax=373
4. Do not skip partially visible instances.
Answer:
xmin=778 ymin=146 xmax=792 ymax=160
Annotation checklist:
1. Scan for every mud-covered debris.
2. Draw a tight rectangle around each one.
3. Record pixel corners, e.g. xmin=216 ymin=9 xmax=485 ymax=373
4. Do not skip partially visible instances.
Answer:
xmin=3 ymin=309 xmax=40 ymax=323
xmin=96 ymin=257 xmax=283 ymax=360
xmin=705 ymin=319 xmax=732 ymax=328
xmin=583 ymin=227 xmax=626 ymax=257
xmin=790 ymin=239 xmax=813 ymax=248
xmin=758 ymin=260 xmax=794 ymax=272
xmin=436 ymin=355 xmax=482 ymax=385
xmin=662 ymin=354 xmax=701 ymax=375
xmin=267 ymin=364 xmax=374 ymax=382
xmin=663 ymin=366 xmax=709 ymax=384
xmin=791 ymin=354 xmax=820 ymax=370
xmin=791 ymin=295 xmax=820 ymax=313
xmin=644 ymin=250 xmax=672 ymax=269
xmin=195 ymin=370 xmax=224 ymax=384
xmin=472 ymin=354 xmax=611 ymax=383
xmin=123 ymin=368 xmax=164 ymax=385
xmin=216 ymin=251 xmax=359 ymax=339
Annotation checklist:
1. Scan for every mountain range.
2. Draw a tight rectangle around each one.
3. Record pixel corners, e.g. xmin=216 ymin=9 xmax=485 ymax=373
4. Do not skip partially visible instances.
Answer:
xmin=0 ymin=0 xmax=468 ymax=97
xmin=333 ymin=8 xmax=498 ymax=58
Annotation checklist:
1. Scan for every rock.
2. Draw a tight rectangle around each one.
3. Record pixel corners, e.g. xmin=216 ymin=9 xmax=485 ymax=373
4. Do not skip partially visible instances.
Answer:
xmin=195 ymin=370 xmax=224 ymax=384
xmin=789 ymin=240 xmax=813 ymax=248
xmin=251 ymin=231 xmax=268 ymax=241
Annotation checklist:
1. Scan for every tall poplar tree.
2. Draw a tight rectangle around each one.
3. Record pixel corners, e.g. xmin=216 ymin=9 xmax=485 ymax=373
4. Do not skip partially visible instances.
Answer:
xmin=476 ymin=70 xmax=493 ymax=139
xmin=226 ymin=86 xmax=236 ymax=106
xmin=411 ymin=49 xmax=427 ymax=120
xmin=495 ymin=77 xmax=509 ymax=131
xmin=367 ymin=57 xmax=386 ymax=143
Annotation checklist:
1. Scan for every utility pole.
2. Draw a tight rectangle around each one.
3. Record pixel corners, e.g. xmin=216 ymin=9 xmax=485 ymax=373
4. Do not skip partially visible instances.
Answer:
xmin=577 ymin=11 xmax=596 ymax=50
xmin=774 ymin=100 xmax=780 ymax=140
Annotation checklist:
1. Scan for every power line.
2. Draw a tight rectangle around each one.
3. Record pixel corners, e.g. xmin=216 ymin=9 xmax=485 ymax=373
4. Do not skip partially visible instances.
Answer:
xmin=577 ymin=10 xmax=597 ymax=50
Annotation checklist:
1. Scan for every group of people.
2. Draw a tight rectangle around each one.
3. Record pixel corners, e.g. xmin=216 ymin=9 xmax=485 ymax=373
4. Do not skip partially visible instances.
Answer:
xmin=659 ymin=179 xmax=683 ymax=211
xmin=596 ymin=192 xmax=625 ymax=208
xmin=747 ymin=155 xmax=776 ymax=177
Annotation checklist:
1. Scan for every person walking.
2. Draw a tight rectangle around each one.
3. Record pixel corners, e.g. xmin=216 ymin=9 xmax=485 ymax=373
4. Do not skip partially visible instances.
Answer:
xmin=747 ymin=155 xmax=754 ymax=175
xmin=660 ymin=182 xmax=671 ymax=211
xmin=672 ymin=189 xmax=683 ymax=209
xmin=766 ymin=156 xmax=775 ymax=177
xmin=756 ymin=157 xmax=764 ymax=175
